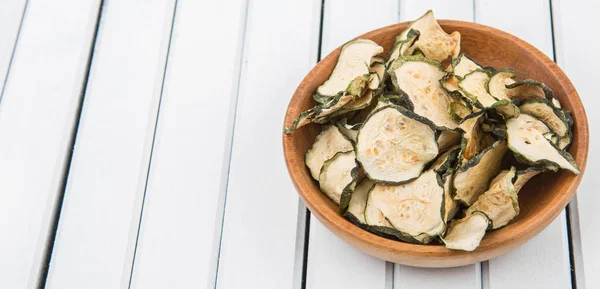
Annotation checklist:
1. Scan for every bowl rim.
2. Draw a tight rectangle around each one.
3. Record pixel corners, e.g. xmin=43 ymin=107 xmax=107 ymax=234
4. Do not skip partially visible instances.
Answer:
xmin=282 ymin=19 xmax=589 ymax=267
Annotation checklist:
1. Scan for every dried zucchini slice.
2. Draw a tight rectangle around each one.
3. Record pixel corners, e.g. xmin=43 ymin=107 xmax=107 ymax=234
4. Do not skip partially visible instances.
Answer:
xmin=335 ymin=119 xmax=360 ymax=143
xmin=371 ymin=56 xmax=385 ymax=64
xmin=356 ymin=106 xmax=439 ymax=184
xmin=437 ymin=130 xmax=462 ymax=153
xmin=378 ymin=92 xmax=414 ymax=110
xmin=316 ymin=39 xmax=383 ymax=98
xmin=367 ymin=170 xmax=445 ymax=238
xmin=395 ymin=10 xmax=461 ymax=62
xmin=459 ymin=70 xmax=519 ymax=118
xmin=458 ymin=112 xmax=491 ymax=161
xmin=558 ymin=134 xmax=572 ymax=151
xmin=506 ymin=79 xmax=554 ymax=100
xmin=454 ymin=140 xmax=507 ymax=206
xmin=488 ymin=68 xmax=516 ymax=100
xmin=442 ymin=212 xmax=491 ymax=251
xmin=519 ymin=98 xmax=568 ymax=138
xmin=429 ymin=145 xmax=460 ymax=174
xmin=440 ymin=72 xmax=463 ymax=98
xmin=452 ymin=54 xmax=482 ymax=79
xmin=459 ymin=70 xmax=498 ymax=107
xmin=370 ymin=63 xmax=386 ymax=83
xmin=443 ymin=170 xmax=460 ymax=223
xmin=346 ymin=179 xmax=375 ymax=223
xmin=312 ymin=94 xmax=356 ymax=123
xmin=305 ymin=125 xmax=354 ymax=180
xmin=506 ymin=114 xmax=579 ymax=174
xmin=319 ymin=151 xmax=359 ymax=207
xmin=389 ymin=55 xmax=458 ymax=130
xmin=284 ymin=107 xmax=317 ymax=133
xmin=514 ymin=167 xmax=550 ymax=194
xmin=387 ymin=29 xmax=420 ymax=66
xmin=450 ymin=101 xmax=472 ymax=122
xmin=466 ymin=168 xmax=519 ymax=229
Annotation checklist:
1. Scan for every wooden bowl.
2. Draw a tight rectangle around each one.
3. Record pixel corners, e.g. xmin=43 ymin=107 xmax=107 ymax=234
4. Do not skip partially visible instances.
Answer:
xmin=282 ymin=20 xmax=589 ymax=268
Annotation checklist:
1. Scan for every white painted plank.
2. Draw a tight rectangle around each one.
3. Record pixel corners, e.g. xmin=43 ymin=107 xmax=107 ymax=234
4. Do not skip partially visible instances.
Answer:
xmin=395 ymin=2 xmax=481 ymax=289
xmin=215 ymin=0 xmax=321 ymax=288
xmin=400 ymin=0 xmax=474 ymax=23
xmin=128 ymin=1 xmax=247 ymax=288
xmin=552 ymin=0 xmax=600 ymax=288
xmin=306 ymin=1 xmax=397 ymax=288
xmin=45 ymin=1 xmax=176 ymax=288
xmin=475 ymin=1 xmax=572 ymax=288
xmin=0 ymin=0 xmax=26 ymax=94
xmin=0 ymin=0 xmax=101 ymax=288
xmin=396 ymin=265 xmax=481 ymax=289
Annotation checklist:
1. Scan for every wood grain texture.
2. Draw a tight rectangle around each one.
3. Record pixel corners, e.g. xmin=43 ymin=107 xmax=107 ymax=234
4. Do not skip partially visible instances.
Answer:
xmin=0 ymin=0 xmax=101 ymax=287
xmin=553 ymin=0 xmax=600 ymax=288
xmin=283 ymin=20 xmax=589 ymax=268
xmin=476 ymin=1 xmax=573 ymax=288
xmin=128 ymin=1 xmax=247 ymax=288
xmin=45 ymin=1 xmax=176 ymax=288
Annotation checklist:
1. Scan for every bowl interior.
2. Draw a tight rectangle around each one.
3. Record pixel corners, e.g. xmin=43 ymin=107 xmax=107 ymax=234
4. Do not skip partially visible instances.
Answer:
xmin=283 ymin=20 xmax=588 ymax=266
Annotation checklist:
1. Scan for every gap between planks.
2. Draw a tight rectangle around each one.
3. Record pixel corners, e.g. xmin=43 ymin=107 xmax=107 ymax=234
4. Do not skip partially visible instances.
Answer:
xmin=125 ymin=1 xmax=179 ymax=288
xmin=0 ymin=0 xmax=28 ymax=104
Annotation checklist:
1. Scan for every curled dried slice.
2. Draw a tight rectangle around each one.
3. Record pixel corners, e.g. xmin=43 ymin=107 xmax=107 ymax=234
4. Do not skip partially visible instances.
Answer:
xmin=465 ymin=167 xmax=519 ymax=229
xmin=442 ymin=212 xmax=491 ymax=251
xmin=316 ymin=39 xmax=383 ymax=98
xmin=458 ymin=112 xmax=493 ymax=161
xmin=452 ymin=54 xmax=482 ymax=78
xmin=506 ymin=114 xmax=579 ymax=174
xmin=284 ymin=107 xmax=317 ymax=134
xmin=519 ymin=98 xmax=568 ymax=138
xmin=356 ymin=106 xmax=439 ymax=184
xmin=437 ymin=130 xmax=462 ymax=153
xmin=370 ymin=63 xmax=386 ymax=83
xmin=514 ymin=167 xmax=550 ymax=193
xmin=487 ymin=68 xmax=517 ymax=100
xmin=395 ymin=10 xmax=461 ymax=62
xmin=459 ymin=70 xmax=498 ymax=107
xmin=387 ymin=29 xmax=420 ymax=66
xmin=450 ymin=101 xmax=472 ymax=122
xmin=389 ymin=55 xmax=458 ymax=130
xmin=305 ymin=125 xmax=353 ymax=180
xmin=440 ymin=72 xmax=463 ymax=98
xmin=459 ymin=70 xmax=520 ymax=118
xmin=367 ymin=170 xmax=445 ymax=238
xmin=319 ymin=151 xmax=359 ymax=209
xmin=346 ymin=178 xmax=375 ymax=224
xmin=335 ymin=119 xmax=360 ymax=143
xmin=429 ymin=145 xmax=460 ymax=174
xmin=378 ymin=92 xmax=414 ymax=110
xmin=506 ymin=79 xmax=554 ymax=100
xmin=489 ymin=69 xmax=553 ymax=101
xmin=454 ymin=140 xmax=507 ymax=206
xmin=443 ymin=170 xmax=459 ymax=223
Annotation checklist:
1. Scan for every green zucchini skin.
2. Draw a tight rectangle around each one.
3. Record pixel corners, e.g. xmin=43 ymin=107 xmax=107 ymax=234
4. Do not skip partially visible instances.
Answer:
xmin=338 ymin=165 xmax=360 ymax=215
xmin=378 ymin=91 xmax=414 ymax=110
xmin=506 ymin=79 xmax=554 ymax=99
xmin=519 ymin=98 xmax=569 ymax=137
xmin=346 ymin=214 xmax=424 ymax=244
xmin=283 ymin=107 xmax=316 ymax=134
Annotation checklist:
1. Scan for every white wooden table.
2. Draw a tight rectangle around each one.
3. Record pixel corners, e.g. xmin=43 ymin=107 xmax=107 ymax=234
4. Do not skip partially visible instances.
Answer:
xmin=0 ymin=0 xmax=596 ymax=288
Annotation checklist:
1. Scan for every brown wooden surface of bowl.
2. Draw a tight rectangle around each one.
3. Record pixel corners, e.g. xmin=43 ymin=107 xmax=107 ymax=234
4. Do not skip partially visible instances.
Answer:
xmin=282 ymin=20 xmax=589 ymax=268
